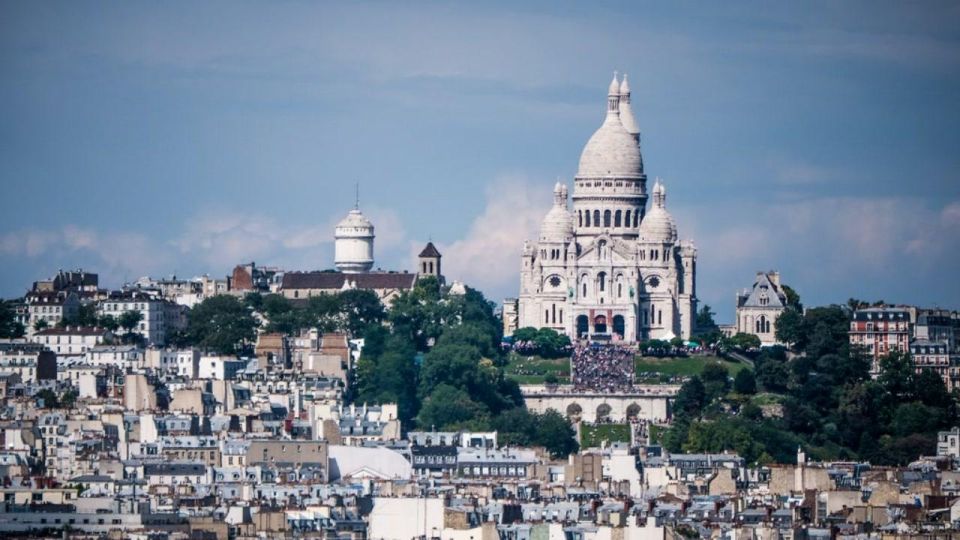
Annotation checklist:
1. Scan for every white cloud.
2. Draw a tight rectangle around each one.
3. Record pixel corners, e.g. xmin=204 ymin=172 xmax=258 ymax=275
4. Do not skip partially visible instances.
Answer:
xmin=437 ymin=174 xmax=550 ymax=298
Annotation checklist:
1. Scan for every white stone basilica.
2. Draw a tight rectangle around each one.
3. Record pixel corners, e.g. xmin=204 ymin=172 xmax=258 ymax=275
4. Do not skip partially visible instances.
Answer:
xmin=515 ymin=73 xmax=698 ymax=342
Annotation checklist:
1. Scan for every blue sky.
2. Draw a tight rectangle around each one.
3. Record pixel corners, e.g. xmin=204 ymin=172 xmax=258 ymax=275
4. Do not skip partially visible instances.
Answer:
xmin=1 ymin=1 xmax=958 ymax=321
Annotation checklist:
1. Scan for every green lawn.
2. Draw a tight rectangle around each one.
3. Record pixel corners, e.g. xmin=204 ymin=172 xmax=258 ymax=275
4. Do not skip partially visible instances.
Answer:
xmin=634 ymin=356 xmax=749 ymax=383
xmin=504 ymin=354 xmax=570 ymax=384
xmin=751 ymin=392 xmax=785 ymax=406
xmin=507 ymin=353 xmax=750 ymax=385
xmin=581 ymin=423 xmax=631 ymax=448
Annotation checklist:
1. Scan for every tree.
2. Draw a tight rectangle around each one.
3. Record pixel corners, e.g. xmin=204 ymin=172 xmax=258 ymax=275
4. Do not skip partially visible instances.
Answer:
xmin=733 ymin=369 xmax=757 ymax=395
xmin=701 ymin=363 xmax=731 ymax=402
xmin=97 ymin=314 xmax=119 ymax=332
xmin=118 ymin=310 xmax=143 ymax=334
xmin=727 ymin=333 xmax=761 ymax=351
xmin=674 ymin=376 xmax=706 ymax=418
xmin=59 ymin=303 xmax=98 ymax=327
xmin=416 ymin=384 xmax=488 ymax=430
xmin=33 ymin=319 xmax=48 ymax=332
xmin=534 ymin=410 xmax=579 ymax=458
xmin=696 ymin=305 xmax=719 ymax=333
xmin=774 ymin=308 xmax=803 ymax=347
xmin=0 ymin=301 xmax=25 ymax=338
xmin=782 ymin=285 xmax=803 ymax=312
xmin=185 ymin=295 xmax=258 ymax=355
xmin=338 ymin=289 xmax=385 ymax=337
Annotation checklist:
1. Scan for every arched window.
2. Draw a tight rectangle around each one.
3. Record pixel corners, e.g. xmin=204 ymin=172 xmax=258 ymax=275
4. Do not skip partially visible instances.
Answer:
xmin=598 ymin=272 xmax=606 ymax=292
xmin=593 ymin=210 xmax=600 ymax=227
xmin=585 ymin=211 xmax=591 ymax=227
xmin=658 ymin=310 xmax=662 ymax=325
xmin=582 ymin=282 xmax=587 ymax=297
xmin=617 ymin=282 xmax=623 ymax=297
xmin=634 ymin=211 xmax=640 ymax=227
xmin=604 ymin=210 xmax=611 ymax=227
xmin=625 ymin=210 xmax=631 ymax=228
xmin=614 ymin=210 xmax=622 ymax=227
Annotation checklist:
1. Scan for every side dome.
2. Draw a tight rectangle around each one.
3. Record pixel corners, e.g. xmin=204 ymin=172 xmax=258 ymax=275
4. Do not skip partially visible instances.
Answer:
xmin=638 ymin=181 xmax=677 ymax=243
xmin=540 ymin=183 xmax=574 ymax=242
xmin=576 ymin=73 xmax=642 ymax=179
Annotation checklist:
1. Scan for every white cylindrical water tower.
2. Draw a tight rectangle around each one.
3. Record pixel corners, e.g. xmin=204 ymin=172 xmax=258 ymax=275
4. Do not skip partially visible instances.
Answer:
xmin=334 ymin=208 xmax=374 ymax=273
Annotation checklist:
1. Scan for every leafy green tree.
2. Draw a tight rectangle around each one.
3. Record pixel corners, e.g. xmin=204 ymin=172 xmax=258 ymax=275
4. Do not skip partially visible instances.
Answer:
xmin=417 ymin=384 xmax=488 ymax=430
xmin=774 ymin=308 xmax=803 ymax=347
xmin=492 ymin=407 xmax=537 ymax=446
xmin=338 ymin=289 xmax=385 ymax=337
xmin=118 ymin=310 xmax=143 ymax=334
xmin=33 ymin=319 xmax=48 ymax=332
xmin=733 ymin=369 xmax=757 ymax=395
xmin=97 ymin=314 xmax=119 ymax=332
xmin=59 ymin=303 xmax=98 ymax=327
xmin=782 ymin=285 xmax=803 ymax=312
xmin=534 ymin=410 xmax=579 ymax=458
xmin=185 ymin=295 xmax=258 ymax=355
xmin=695 ymin=305 xmax=719 ymax=333
xmin=436 ymin=323 xmax=499 ymax=359
xmin=354 ymin=333 xmax=419 ymax=423
xmin=36 ymin=388 xmax=60 ymax=408
xmin=701 ymin=363 xmax=731 ymax=402
xmin=683 ymin=418 xmax=760 ymax=462
xmin=726 ymin=333 xmax=761 ymax=351
xmin=0 ymin=301 xmax=25 ymax=338
xmin=755 ymin=355 xmax=789 ymax=393
xmin=674 ymin=376 xmax=706 ymax=418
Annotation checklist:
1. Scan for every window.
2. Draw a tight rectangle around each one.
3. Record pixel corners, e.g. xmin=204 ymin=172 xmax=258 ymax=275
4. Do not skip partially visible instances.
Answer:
xmin=598 ymin=272 xmax=606 ymax=292
xmin=604 ymin=210 xmax=611 ymax=227
xmin=585 ymin=211 xmax=591 ymax=227
xmin=614 ymin=210 xmax=622 ymax=227
xmin=625 ymin=210 xmax=631 ymax=228
xmin=593 ymin=210 xmax=600 ymax=226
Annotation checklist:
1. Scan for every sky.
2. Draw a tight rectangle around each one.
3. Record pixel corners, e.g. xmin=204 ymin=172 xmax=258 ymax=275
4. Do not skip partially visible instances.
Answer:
xmin=1 ymin=1 xmax=958 ymax=322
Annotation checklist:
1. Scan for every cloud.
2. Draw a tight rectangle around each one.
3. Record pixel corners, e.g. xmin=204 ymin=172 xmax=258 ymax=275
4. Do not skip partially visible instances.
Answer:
xmin=436 ymin=174 xmax=550 ymax=298
xmin=683 ymin=195 xmax=960 ymax=316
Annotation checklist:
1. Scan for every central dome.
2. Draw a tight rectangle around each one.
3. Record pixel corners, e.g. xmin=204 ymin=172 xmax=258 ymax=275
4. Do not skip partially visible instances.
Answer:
xmin=576 ymin=74 xmax=643 ymax=179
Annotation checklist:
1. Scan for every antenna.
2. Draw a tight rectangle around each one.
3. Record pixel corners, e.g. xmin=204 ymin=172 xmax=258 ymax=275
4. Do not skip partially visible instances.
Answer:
xmin=354 ymin=182 xmax=360 ymax=209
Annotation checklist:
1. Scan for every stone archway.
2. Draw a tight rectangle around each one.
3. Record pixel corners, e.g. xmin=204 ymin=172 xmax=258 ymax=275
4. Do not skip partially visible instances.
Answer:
xmin=594 ymin=315 xmax=608 ymax=334
xmin=626 ymin=403 xmax=641 ymax=421
xmin=566 ymin=403 xmax=583 ymax=422
xmin=613 ymin=315 xmax=625 ymax=339
xmin=596 ymin=403 xmax=612 ymax=423
xmin=576 ymin=315 xmax=589 ymax=338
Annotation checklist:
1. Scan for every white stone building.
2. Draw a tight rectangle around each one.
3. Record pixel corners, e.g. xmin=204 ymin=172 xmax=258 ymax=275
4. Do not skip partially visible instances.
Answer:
xmin=515 ymin=73 xmax=697 ymax=341
xmin=735 ymin=271 xmax=789 ymax=346
xmin=24 ymin=291 xmax=79 ymax=335
xmin=31 ymin=326 xmax=111 ymax=356
xmin=97 ymin=292 xmax=185 ymax=345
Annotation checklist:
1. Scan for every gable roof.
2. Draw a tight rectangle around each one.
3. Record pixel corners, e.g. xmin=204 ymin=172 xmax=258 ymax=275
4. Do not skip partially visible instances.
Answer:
xmin=739 ymin=273 xmax=786 ymax=309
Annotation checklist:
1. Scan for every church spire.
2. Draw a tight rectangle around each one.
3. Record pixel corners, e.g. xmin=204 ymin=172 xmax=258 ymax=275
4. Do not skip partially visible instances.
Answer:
xmin=606 ymin=71 xmax=621 ymax=116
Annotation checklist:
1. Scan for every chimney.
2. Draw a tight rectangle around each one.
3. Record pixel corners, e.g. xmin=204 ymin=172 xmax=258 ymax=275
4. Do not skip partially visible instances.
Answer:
xmin=769 ymin=271 xmax=781 ymax=288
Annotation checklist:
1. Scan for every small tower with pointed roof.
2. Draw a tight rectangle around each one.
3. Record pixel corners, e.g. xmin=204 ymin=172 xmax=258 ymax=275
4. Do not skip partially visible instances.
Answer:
xmin=418 ymin=242 xmax=443 ymax=284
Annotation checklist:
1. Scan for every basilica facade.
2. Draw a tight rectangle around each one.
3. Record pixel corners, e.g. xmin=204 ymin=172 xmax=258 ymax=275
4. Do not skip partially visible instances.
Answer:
xmin=514 ymin=73 xmax=697 ymax=342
